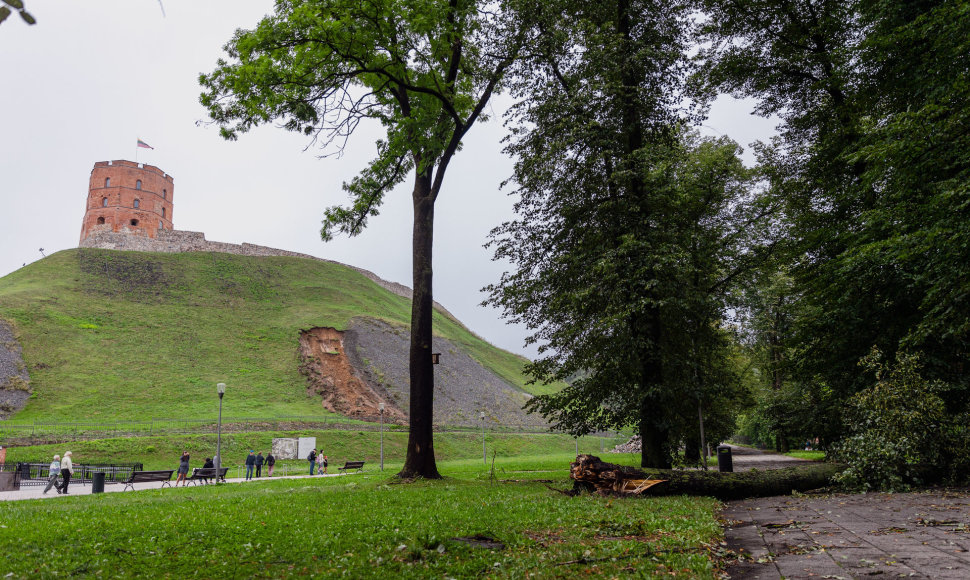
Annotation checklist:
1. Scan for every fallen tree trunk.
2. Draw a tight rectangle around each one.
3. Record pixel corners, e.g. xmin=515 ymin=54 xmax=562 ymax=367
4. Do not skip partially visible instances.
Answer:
xmin=571 ymin=454 xmax=842 ymax=501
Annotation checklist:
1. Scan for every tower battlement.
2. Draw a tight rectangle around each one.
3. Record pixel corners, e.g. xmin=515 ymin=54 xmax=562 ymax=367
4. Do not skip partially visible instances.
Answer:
xmin=79 ymin=160 xmax=174 ymax=244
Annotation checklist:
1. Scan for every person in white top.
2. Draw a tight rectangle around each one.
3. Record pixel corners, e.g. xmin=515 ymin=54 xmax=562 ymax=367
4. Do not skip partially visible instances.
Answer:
xmin=59 ymin=451 xmax=74 ymax=494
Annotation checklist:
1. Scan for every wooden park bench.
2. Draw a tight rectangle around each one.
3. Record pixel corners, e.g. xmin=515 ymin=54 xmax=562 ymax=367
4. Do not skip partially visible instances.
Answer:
xmin=121 ymin=469 xmax=175 ymax=491
xmin=337 ymin=461 xmax=365 ymax=473
xmin=186 ymin=467 xmax=229 ymax=485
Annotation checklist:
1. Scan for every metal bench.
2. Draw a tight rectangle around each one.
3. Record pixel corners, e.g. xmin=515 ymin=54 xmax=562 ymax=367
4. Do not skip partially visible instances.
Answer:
xmin=186 ymin=467 xmax=228 ymax=485
xmin=337 ymin=461 xmax=365 ymax=473
xmin=121 ymin=469 xmax=175 ymax=491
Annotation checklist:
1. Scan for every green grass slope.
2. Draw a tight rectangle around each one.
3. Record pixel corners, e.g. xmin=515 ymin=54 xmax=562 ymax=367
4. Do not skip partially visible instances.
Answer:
xmin=0 ymin=249 xmax=538 ymax=423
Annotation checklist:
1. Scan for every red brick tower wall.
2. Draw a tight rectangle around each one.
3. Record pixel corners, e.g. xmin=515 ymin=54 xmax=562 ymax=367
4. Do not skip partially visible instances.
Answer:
xmin=79 ymin=160 xmax=174 ymax=244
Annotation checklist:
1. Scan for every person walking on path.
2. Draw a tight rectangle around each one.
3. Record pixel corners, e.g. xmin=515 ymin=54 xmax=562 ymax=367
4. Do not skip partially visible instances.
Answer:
xmin=266 ymin=452 xmax=276 ymax=476
xmin=175 ymin=451 xmax=190 ymax=487
xmin=316 ymin=450 xmax=326 ymax=475
xmin=43 ymin=454 xmax=61 ymax=495
xmin=255 ymin=452 xmax=264 ymax=478
xmin=58 ymin=451 xmax=74 ymax=494
xmin=307 ymin=449 xmax=317 ymax=475
xmin=322 ymin=455 xmax=329 ymax=475
xmin=245 ymin=451 xmax=256 ymax=480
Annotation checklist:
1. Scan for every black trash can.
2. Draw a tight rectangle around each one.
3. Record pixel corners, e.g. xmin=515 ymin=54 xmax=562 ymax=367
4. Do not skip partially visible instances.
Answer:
xmin=91 ymin=471 xmax=106 ymax=494
xmin=716 ymin=445 xmax=733 ymax=473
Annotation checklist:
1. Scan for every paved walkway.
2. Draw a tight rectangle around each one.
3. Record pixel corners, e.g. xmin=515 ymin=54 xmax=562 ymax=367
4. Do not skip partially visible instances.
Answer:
xmin=721 ymin=447 xmax=970 ymax=579
xmin=726 ymin=445 xmax=811 ymax=472
xmin=0 ymin=471 xmax=352 ymax=502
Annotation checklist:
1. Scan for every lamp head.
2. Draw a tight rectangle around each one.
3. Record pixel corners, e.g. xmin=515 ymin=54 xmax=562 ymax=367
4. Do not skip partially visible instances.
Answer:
xmin=217 ymin=382 xmax=226 ymax=396
xmin=480 ymin=411 xmax=485 ymax=420
xmin=378 ymin=402 xmax=385 ymax=413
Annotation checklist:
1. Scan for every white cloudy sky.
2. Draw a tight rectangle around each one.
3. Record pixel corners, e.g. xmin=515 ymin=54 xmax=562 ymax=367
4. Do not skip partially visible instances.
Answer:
xmin=0 ymin=1 xmax=775 ymax=358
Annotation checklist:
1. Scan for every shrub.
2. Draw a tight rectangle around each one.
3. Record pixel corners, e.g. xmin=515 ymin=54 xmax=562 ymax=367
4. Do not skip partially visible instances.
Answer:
xmin=832 ymin=348 xmax=947 ymax=491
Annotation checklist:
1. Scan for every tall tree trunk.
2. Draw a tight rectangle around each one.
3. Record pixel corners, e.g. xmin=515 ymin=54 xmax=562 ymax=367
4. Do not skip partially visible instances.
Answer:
xmin=639 ymin=391 xmax=671 ymax=469
xmin=399 ymin=172 xmax=441 ymax=479
xmin=684 ymin=436 xmax=700 ymax=465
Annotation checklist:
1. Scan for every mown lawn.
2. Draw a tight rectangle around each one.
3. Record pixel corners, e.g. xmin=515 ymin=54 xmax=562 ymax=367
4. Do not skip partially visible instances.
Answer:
xmin=0 ymin=457 xmax=724 ymax=579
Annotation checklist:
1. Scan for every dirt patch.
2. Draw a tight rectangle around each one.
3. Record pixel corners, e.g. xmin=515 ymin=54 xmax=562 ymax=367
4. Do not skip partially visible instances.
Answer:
xmin=299 ymin=327 xmax=407 ymax=422
xmin=345 ymin=317 xmax=549 ymax=428
xmin=298 ymin=318 xmax=550 ymax=428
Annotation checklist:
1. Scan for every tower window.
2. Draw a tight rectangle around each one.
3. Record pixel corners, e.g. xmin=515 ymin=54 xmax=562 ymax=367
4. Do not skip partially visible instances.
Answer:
xmin=161 ymin=207 xmax=166 ymax=218
xmin=97 ymin=217 xmax=105 ymax=225
xmin=134 ymin=199 xmax=140 ymax=209
xmin=159 ymin=221 xmax=163 ymax=230
xmin=102 ymin=197 xmax=108 ymax=207
xmin=135 ymin=180 xmax=142 ymax=190
xmin=105 ymin=178 xmax=110 ymax=187
xmin=162 ymin=189 xmax=167 ymax=200
xmin=130 ymin=219 xmax=139 ymax=227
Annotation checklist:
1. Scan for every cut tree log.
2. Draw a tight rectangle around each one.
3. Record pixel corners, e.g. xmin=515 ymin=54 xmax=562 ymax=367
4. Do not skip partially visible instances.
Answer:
xmin=570 ymin=454 xmax=841 ymax=501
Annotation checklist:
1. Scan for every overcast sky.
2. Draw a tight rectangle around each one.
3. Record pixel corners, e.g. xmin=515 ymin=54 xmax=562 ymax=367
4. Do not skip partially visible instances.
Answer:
xmin=0 ymin=1 xmax=776 ymax=358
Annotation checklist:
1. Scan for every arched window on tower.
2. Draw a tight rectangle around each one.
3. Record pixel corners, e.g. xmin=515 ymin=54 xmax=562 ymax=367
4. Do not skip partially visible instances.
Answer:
xmin=102 ymin=198 xmax=107 ymax=207
xmin=97 ymin=217 xmax=105 ymax=225
xmin=162 ymin=207 xmax=166 ymax=218
xmin=130 ymin=219 xmax=139 ymax=227
xmin=134 ymin=199 xmax=140 ymax=209
xmin=159 ymin=221 xmax=163 ymax=230
xmin=105 ymin=177 xmax=110 ymax=187
xmin=136 ymin=180 xmax=142 ymax=190
xmin=162 ymin=189 xmax=167 ymax=200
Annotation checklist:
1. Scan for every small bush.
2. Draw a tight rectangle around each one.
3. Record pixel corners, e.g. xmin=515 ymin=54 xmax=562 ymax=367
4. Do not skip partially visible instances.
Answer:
xmin=832 ymin=348 xmax=947 ymax=491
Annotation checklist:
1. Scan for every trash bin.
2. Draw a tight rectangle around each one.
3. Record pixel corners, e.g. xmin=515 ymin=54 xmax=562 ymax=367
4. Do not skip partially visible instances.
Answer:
xmin=716 ymin=445 xmax=733 ymax=473
xmin=91 ymin=471 xmax=105 ymax=494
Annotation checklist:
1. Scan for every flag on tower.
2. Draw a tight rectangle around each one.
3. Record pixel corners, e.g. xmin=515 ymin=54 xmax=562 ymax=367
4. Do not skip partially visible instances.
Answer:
xmin=137 ymin=139 xmax=154 ymax=150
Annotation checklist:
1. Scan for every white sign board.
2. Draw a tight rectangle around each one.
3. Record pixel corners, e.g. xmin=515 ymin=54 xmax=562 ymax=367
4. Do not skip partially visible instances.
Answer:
xmin=297 ymin=437 xmax=317 ymax=461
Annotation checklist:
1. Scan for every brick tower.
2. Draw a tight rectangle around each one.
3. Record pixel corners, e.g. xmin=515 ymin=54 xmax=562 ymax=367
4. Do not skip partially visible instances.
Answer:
xmin=79 ymin=160 xmax=174 ymax=244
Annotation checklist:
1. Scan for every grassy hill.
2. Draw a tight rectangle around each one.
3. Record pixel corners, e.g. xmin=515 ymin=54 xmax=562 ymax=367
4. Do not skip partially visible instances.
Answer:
xmin=0 ymin=249 xmax=541 ymax=423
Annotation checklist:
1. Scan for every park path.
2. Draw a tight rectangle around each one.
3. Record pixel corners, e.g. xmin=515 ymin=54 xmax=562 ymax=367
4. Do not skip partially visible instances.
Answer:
xmin=721 ymin=446 xmax=970 ymax=579
xmin=0 ymin=471 xmax=352 ymax=502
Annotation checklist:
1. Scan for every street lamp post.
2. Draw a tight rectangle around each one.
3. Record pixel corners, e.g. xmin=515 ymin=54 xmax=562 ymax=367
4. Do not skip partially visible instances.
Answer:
xmin=480 ymin=411 xmax=486 ymax=465
xmin=379 ymin=402 xmax=385 ymax=471
xmin=215 ymin=383 xmax=226 ymax=478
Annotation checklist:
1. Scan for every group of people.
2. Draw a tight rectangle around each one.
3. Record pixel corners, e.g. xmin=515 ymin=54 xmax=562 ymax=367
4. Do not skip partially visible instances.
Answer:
xmin=173 ymin=451 xmax=223 ymax=486
xmin=42 ymin=451 xmax=74 ymax=495
xmin=307 ymin=448 xmax=328 ymax=475
xmin=244 ymin=450 xmax=275 ymax=480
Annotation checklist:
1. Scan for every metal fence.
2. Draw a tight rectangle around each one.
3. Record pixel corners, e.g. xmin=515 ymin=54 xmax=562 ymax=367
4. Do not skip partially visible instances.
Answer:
xmin=0 ymin=416 xmax=563 ymax=444
xmin=8 ymin=462 xmax=143 ymax=487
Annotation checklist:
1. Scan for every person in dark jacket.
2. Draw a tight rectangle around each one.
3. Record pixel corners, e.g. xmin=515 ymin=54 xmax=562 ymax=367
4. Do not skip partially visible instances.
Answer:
xmin=245 ymin=450 xmax=256 ymax=480
xmin=201 ymin=457 xmax=214 ymax=484
xmin=266 ymin=452 xmax=276 ymax=476
xmin=307 ymin=449 xmax=316 ymax=475
xmin=255 ymin=452 xmax=264 ymax=478
xmin=175 ymin=451 xmax=190 ymax=487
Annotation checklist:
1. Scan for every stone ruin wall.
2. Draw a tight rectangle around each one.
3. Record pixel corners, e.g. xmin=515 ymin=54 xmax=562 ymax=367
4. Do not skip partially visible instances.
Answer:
xmin=79 ymin=229 xmax=463 ymax=324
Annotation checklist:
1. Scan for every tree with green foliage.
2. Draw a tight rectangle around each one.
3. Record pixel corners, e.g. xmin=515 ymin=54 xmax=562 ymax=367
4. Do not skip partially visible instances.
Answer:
xmin=486 ymin=0 xmax=761 ymax=468
xmin=0 ymin=0 xmax=35 ymax=27
xmin=697 ymin=0 xmax=970 ymax=466
xmin=200 ymin=0 xmax=526 ymax=479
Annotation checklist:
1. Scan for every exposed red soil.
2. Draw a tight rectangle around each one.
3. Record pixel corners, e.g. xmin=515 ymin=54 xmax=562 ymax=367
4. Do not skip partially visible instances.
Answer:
xmin=298 ymin=327 xmax=406 ymax=422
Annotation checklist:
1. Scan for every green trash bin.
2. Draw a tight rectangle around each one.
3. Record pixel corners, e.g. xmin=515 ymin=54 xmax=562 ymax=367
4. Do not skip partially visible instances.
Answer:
xmin=91 ymin=471 xmax=105 ymax=493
